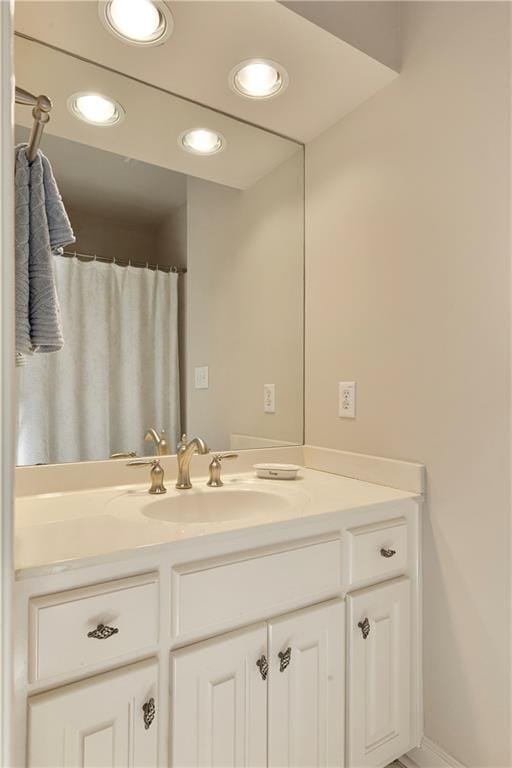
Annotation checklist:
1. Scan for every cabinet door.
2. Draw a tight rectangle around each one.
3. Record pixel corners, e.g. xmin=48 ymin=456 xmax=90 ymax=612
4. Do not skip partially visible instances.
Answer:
xmin=347 ymin=578 xmax=411 ymax=768
xmin=268 ymin=599 xmax=344 ymax=768
xmin=28 ymin=658 xmax=158 ymax=768
xmin=171 ymin=623 xmax=267 ymax=768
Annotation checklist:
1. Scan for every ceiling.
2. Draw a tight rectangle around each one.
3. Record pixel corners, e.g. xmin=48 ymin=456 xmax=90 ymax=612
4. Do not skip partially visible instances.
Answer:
xmin=14 ymin=0 xmax=398 ymax=143
xmin=15 ymin=36 xmax=299 ymax=190
xmin=280 ymin=1 xmax=401 ymax=72
xmin=15 ymin=126 xmax=187 ymax=223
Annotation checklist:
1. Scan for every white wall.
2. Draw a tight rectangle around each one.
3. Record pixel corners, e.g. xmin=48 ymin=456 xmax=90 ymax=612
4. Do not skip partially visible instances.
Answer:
xmin=157 ymin=204 xmax=187 ymax=269
xmin=66 ymin=205 xmax=159 ymax=265
xmin=306 ymin=2 xmax=510 ymax=766
xmin=186 ymin=151 xmax=304 ymax=450
xmin=67 ymin=203 xmax=187 ymax=269
xmin=157 ymin=204 xmax=188 ymax=431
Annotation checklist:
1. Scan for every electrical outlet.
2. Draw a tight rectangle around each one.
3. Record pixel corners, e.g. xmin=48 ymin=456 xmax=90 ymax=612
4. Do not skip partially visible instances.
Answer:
xmin=339 ymin=381 xmax=356 ymax=418
xmin=194 ymin=366 xmax=209 ymax=389
xmin=264 ymin=384 xmax=276 ymax=413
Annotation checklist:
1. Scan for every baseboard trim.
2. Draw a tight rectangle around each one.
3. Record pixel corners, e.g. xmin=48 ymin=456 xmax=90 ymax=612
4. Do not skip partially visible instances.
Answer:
xmin=402 ymin=738 xmax=466 ymax=768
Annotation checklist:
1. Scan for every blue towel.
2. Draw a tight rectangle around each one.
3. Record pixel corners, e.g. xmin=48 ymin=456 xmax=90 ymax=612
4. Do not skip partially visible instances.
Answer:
xmin=15 ymin=144 xmax=75 ymax=362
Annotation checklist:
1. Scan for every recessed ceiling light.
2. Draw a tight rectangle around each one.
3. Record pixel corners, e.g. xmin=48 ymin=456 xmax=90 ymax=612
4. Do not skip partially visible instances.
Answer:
xmin=68 ymin=92 xmax=125 ymax=126
xmin=179 ymin=128 xmax=225 ymax=156
xmin=99 ymin=0 xmax=173 ymax=46
xmin=229 ymin=59 xmax=289 ymax=100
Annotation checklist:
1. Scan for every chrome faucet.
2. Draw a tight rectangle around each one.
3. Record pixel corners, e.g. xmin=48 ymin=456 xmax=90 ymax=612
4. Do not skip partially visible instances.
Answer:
xmin=176 ymin=434 xmax=209 ymax=490
xmin=144 ymin=428 xmax=169 ymax=456
xmin=127 ymin=458 xmax=166 ymax=494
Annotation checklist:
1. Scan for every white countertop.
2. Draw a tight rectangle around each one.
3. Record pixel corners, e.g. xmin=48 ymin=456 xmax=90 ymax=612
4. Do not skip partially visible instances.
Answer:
xmin=15 ymin=468 xmax=419 ymax=579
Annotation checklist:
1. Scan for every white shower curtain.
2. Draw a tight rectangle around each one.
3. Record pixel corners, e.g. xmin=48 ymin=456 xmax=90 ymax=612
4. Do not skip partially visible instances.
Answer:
xmin=16 ymin=256 xmax=180 ymax=465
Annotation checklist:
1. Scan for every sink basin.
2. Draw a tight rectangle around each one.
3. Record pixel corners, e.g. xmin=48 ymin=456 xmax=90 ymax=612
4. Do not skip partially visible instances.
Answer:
xmin=142 ymin=487 xmax=294 ymax=524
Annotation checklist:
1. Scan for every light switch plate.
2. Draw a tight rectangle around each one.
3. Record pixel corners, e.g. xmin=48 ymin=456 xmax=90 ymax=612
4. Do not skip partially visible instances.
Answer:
xmin=195 ymin=366 xmax=209 ymax=389
xmin=264 ymin=384 xmax=276 ymax=413
xmin=339 ymin=381 xmax=356 ymax=418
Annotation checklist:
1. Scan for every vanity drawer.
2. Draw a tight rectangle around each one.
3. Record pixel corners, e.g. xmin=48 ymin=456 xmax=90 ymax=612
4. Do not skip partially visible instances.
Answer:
xmin=29 ymin=572 xmax=159 ymax=683
xmin=347 ymin=518 xmax=407 ymax=584
xmin=171 ymin=536 xmax=341 ymax=639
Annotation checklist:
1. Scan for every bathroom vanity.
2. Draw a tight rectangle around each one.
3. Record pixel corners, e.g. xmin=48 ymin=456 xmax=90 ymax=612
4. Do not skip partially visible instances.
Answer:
xmin=9 ymin=7 xmax=423 ymax=765
xmin=13 ymin=464 xmax=422 ymax=768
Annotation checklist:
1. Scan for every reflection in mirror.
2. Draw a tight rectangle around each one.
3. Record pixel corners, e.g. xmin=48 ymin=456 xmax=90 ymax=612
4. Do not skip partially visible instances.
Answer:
xmin=15 ymin=38 xmax=304 ymax=466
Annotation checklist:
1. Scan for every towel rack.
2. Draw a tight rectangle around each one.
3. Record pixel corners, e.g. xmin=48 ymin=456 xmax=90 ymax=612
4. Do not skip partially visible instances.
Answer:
xmin=15 ymin=86 xmax=52 ymax=163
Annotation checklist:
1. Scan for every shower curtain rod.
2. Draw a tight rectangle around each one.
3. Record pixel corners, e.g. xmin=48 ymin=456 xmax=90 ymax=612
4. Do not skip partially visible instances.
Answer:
xmin=61 ymin=248 xmax=187 ymax=274
xmin=15 ymin=86 xmax=52 ymax=163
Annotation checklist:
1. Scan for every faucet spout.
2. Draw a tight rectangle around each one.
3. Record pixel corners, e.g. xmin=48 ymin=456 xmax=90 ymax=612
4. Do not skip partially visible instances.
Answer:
xmin=144 ymin=428 xmax=169 ymax=456
xmin=176 ymin=435 xmax=209 ymax=490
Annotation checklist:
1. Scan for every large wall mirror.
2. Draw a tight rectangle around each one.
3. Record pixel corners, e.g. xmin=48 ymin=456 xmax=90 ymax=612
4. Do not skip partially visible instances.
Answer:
xmin=14 ymin=29 xmax=304 ymax=466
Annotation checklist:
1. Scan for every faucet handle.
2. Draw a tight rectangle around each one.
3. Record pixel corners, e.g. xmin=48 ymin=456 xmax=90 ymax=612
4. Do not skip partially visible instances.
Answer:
xmin=213 ymin=453 xmax=238 ymax=462
xmin=207 ymin=453 xmax=239 ymax=488
xmin=159 ymin=431 xmax=169 ymax=456
xmin=127 ymin=458 xmax=166 ymax=495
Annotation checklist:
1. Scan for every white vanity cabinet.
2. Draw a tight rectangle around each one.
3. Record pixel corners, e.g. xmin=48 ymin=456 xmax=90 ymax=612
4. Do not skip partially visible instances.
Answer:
xmin=347 ymin=578 xmax=412 ymax=768
xmin=27 ymin=658 xmax=159 ymax=767
xmin=28 ymin=572 xmax=159 ymax=683
xmin=171 ymin=600 xmax=344 ymax=768
xmin=171 ymin=623 xmax=268 ymax=767
xmin=15 ymin=498 xmax=421 ymax=768
xmin=267 ymin=600 xmax=344 ymax=768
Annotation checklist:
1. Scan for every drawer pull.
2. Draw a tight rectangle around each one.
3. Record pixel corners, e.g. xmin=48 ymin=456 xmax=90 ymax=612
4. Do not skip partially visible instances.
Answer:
xmin=256 ymin=654 xmax=268 ymax=681
xmin=278 ymin=647 xmax=292 ymax=672
xmin=358 ymin=618 xmax=370 ymax=639
xmin=142 ymin=697 xmax=156 ymax=730
xmin=87 ymin=623 xmax=119 ymax=640
xmin=380 ymin=547 xmax=397 ymax=558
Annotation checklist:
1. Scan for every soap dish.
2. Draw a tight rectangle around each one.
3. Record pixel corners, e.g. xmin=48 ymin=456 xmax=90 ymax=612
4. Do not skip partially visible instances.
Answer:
xmin=253 ymin=463 xmax=301 ymax=480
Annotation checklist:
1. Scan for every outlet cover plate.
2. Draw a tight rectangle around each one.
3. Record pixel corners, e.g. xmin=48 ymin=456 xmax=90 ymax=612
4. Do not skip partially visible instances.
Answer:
xmin=339 ymin=381 xmax=356 ymax=418
xmin=264 ymin=384 xmax=276 ymax=413
xmin=195 ymin=366 xmax=209 ymax=389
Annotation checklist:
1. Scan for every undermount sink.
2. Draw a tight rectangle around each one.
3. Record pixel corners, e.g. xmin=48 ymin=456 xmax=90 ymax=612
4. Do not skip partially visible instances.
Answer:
xmin=142 ymin=487 xmax=296 ymax=524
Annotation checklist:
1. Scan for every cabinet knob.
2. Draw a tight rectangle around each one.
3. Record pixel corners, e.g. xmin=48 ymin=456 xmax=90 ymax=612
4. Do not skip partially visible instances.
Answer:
xmin=87 ymin=623 xmax=119 ymax=640
xmin=278 ymin=647 xmax=292 ymax=672
xmin=380 ymin=547 xmax=396 ymax=558
xmin=142 ymin=697 xmax=156 ymax=730
xmin=358 ymin=618 xmax=371 ymax=639
xmin=256 ymin=654 xmax=268 ymax=681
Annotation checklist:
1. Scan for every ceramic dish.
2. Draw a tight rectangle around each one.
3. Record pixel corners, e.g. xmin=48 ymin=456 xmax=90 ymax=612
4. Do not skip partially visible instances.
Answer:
xmin=253 ymin=463 xmax=301 ymax=480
